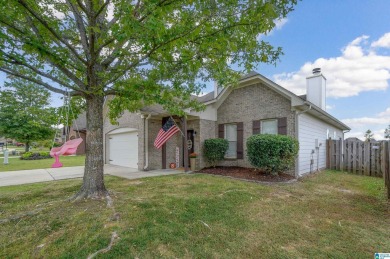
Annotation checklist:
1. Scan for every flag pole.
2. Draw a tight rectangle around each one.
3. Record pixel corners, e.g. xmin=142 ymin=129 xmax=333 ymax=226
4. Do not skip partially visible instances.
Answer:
xmin=170 ymin=116 xmax=185 ymax=137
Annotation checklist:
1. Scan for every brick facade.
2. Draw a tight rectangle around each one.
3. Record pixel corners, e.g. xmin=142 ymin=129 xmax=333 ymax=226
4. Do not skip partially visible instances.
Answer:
xmin=198 ymin=119 xmax=217 ymax=169
xmin=216 ymin=83 xmax=295 ymax=170
xmin=103 ymin=82 xmax=296 ymax=173
xmin=147 ymin=119 xmax=163 ymax=170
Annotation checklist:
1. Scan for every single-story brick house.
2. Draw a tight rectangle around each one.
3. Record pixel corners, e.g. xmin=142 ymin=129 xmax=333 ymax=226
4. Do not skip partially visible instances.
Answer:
xmin=103 ymin=69 xmax=350 ymax=177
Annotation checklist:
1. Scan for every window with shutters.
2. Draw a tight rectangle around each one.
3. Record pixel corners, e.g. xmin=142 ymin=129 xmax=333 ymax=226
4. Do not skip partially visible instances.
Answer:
xmin=261 ymin=119 xmax=278 ymax=135
xmin=224 ymin=124 xmax=237 ymax=158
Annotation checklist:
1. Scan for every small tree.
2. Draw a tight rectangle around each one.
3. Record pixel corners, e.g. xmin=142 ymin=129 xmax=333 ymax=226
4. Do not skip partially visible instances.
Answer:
xmin=247 ymin=134 xmax=299 ymax=174
xmin=0 ymin=79 xmax=56 ymax=152
xmin=384 ymin=125 xmax=390 ymax=139
xmin=364 ymin=129 xmax=374 ymax=142
xmin=203 ymin=138 xmax=229 ymax=167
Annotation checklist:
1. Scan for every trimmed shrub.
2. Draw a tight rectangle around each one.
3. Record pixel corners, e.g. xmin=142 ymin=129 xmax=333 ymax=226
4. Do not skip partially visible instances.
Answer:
xmin=247 ymin=134 xmax=299 ymax=174
xmin=20 ymin=151 xmax=52 ymax=160
xmin=203 ymin=138 xmax=229 ymax=167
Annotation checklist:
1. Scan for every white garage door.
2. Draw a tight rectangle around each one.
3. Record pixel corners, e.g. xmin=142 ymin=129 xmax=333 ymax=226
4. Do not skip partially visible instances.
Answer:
xmin=109 ymin=131 xmax=138 ymax=168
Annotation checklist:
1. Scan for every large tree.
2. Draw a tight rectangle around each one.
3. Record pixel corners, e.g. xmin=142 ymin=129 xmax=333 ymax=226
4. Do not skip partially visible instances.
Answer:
xmin=0 ymin=78 xmax=55 ymax=152
xmin=0 ymin=0 xmax=297 ymax=199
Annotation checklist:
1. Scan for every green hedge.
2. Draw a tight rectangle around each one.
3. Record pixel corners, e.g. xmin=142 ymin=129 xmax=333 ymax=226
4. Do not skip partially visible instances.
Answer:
xmin=203 ymin=138 xmax=229 ymax=167
xmin=247 ymin=134 xmax=299 ymax=174
xmin=20 ymin=151 xmax=52 ymax=160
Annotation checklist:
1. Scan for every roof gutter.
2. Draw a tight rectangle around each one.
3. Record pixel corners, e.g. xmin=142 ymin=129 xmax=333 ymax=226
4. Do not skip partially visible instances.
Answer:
xmin=297 ymin=102 xmax=312 ymax=116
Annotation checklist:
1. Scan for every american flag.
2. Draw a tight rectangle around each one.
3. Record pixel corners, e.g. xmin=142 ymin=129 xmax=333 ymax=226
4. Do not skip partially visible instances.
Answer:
xmin=154 ymin=117 xmax=180 ymax=149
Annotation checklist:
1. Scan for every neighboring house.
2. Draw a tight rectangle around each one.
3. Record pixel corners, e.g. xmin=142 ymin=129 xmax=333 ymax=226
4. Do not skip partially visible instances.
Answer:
xmin=71 ymin=112 xmax=87 ymax=155
xmin=0 ymin=137 xmax=6 ymax=147
xmin=103 ymin=69 xmax=350 ymax=177
xmin=61 ymin=113 xmax=87 ymax=155
xmin=0 ymin=137 xmax=16 ymax=146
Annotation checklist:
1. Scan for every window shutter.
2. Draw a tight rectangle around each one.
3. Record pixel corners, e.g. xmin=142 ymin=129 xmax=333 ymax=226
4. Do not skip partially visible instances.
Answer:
xmin=278 ymin=117 xmax=287 ymax=135
xmin=253 ymin=120 xmax=260 ymax=134
xmin=218 ymin=124 xmax=224 ymax=138
xmin=237 ymin=122 xmax=244 ymax=159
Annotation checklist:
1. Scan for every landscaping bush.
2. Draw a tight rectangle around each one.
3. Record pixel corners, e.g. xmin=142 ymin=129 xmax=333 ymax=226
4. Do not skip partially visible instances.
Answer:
xmin=203 ymin=138 xmax=229 ymax=167
xmin=247 ymin=134 xmax=299 ymax=174
xmin=20 ymin=151 xmax=52 ymax=160
xmin=53 ymin=142 xmax=63 ymax=148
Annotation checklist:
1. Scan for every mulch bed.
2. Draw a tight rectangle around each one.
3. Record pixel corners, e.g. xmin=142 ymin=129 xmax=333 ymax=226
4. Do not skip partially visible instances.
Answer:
xmin=197 ymin=166 xmax=295 ymax=182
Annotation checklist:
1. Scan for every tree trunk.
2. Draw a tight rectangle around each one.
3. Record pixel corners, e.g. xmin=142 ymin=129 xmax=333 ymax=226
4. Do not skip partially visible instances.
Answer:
xmin=74 ymin=95 xmax=108 ymax=200
xmin=25 ymin=142 xmax=30 ymax=153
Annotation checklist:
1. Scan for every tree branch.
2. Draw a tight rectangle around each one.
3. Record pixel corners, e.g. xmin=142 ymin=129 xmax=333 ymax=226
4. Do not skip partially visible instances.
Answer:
xmin=103 ymin=89 xmax=117 ymax=95
xmin=0 ymin=53 xmax=81 ymax=92
xmin=101 ymin=0 xmax=180 ymax=68
xmin=17 ymin=0 xmax=88 ymax=65
xmin=0 ymin=67 xmax=68 ymax=95
xmin=18 ymin=16 xmax=84 ymax=74
xmin=66 ymin=0 xmax=90 ymax=61
xmin=96 ymin=37 xmax=115 ymax=55
xmin=8 ymin=16 xmax=88 ymax=89
xmin=137 ymin=0 xmax=174 ymax=23
xmin=101 ymin=40 xmax=129 ymax=67
xmin=0 ymin=26 xmax=86 ymax=90
xmin=105 ymin=15 xmax=210 ymax=82
xmin=75 ymin=0 xmax=88 ymax=13
xmin=95 ymin=0 xmax=111 ymax=19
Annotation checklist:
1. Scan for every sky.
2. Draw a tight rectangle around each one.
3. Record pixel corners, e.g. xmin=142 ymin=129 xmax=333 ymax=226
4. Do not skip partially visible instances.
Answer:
xmin=255 ymin=0 xmax=390 ymax=140
xmin=198 ymin=0 xmax=389 ymax=141
xmin=1 ymin=1 xmax=389 ymax=140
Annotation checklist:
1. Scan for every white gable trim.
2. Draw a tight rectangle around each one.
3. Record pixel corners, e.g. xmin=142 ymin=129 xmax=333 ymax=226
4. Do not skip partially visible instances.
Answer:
xmin=107 ymin=127 xmax=138 ymax=135
xmin=202 ymin=73 xmax=349 ymax=131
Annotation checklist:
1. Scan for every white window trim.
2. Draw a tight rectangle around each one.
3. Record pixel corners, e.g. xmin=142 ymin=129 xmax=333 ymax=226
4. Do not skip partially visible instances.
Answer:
xmin=260 ymin=119 xmax=278 ymax=135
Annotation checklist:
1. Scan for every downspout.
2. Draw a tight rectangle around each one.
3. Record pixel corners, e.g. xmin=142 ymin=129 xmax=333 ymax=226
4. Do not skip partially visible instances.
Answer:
xmin=143 ymin=114 xmax=151 ymax=170
xmin=342 ymin=129 xmax=350 ymax=138
xmin=294 ymin=103 xmax=312 ymax=177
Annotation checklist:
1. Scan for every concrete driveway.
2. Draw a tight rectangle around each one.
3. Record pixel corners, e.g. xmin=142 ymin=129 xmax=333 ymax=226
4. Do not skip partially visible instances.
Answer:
xmin=0 ymin=165 xmax=183 ymax=187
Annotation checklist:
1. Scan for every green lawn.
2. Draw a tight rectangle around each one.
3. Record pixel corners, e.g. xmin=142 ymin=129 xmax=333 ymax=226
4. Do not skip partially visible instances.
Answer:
xmin=0 ymin=171 xmax=389 ymax=258
xmin=0 ymin=155 xmax=85 ymax=172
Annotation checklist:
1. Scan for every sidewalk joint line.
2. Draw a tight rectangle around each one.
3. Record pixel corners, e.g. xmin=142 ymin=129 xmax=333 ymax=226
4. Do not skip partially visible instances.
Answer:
xmin=46 ymin=169 xmax=56 ymax=180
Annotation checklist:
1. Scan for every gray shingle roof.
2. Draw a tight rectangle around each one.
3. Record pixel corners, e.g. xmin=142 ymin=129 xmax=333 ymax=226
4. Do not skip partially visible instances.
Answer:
xmin=140 ymin=104 xmax=166 ymax=115
xmin=239 ymin=71 xmax=260 ymax=80
xmin=197 ymin=92 xmax=214 ymax=103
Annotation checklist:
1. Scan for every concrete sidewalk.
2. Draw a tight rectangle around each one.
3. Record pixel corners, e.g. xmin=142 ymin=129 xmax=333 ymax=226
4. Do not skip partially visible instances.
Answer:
xmin=0 ymin=165 xmax=183 ymax=187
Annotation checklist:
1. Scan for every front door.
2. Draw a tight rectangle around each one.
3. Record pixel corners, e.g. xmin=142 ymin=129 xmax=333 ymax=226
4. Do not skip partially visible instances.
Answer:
xmin=184 ymin=130 xmax=194 ymax=166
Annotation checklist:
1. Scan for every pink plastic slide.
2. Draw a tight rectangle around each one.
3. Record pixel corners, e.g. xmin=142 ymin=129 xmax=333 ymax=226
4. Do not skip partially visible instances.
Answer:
xmin=50 ymin=138 xmax=83 ymax=168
